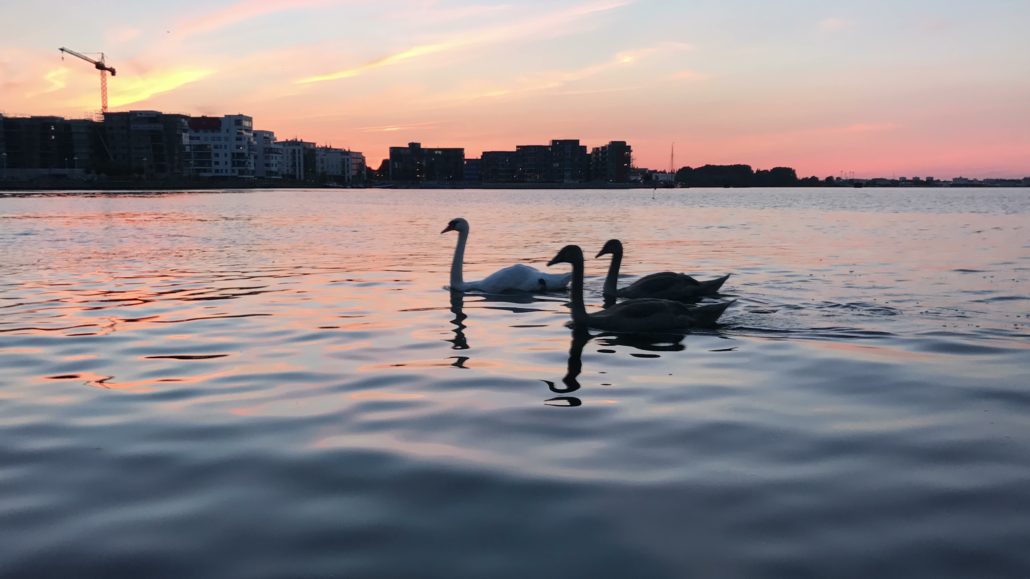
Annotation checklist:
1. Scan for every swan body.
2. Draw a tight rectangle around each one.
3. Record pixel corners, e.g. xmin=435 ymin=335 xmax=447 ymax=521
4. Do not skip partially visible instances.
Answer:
xmin=597 ymin=239 xmax=730 ymax=302
xmin=548 ymin=245 xmax=733 ymax=332
xmin=443 ymin=218 xmax=570 ymax=293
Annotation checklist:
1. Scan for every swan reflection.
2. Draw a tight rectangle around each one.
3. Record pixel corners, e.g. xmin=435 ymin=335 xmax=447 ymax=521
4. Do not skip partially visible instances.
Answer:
xmin=448 ymin=290 xmax=469 ymax=351
xmin=543 ymin=330 xmax=589 ymax=407
xmin=595 ymin=332 xmax=686 ymax=352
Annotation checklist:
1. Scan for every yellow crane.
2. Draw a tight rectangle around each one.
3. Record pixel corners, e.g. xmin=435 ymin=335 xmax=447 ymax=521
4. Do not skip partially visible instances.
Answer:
xmin=58 ymin=47 xmax=117 ymax=115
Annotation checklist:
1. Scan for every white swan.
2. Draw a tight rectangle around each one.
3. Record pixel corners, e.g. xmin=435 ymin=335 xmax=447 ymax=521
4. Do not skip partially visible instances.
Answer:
xmin=442 ymin=217 xmax=571 ymax=293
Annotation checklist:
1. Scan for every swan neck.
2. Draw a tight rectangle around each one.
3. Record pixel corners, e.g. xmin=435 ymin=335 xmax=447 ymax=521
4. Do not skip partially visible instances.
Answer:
xmin=570 ymin=257 xmax=589 ymax=326
xmin=450 ymin=229 xmax=468 ymax=289
xmin=602 ymin=247 xmax=622 ymax=298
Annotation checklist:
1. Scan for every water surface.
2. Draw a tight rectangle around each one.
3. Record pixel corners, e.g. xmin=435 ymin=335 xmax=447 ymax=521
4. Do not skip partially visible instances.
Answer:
xmin=1 ymin=188 xmax=1028 ymax=578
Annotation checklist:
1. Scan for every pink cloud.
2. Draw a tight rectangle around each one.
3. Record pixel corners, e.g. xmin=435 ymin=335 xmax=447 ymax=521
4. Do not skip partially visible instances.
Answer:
xmin=176 ymin=0 xmax=335 ymax=38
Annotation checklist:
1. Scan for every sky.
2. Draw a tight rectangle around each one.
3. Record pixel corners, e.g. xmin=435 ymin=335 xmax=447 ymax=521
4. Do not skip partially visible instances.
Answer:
xmin=1 ymin=0 xmax=1028 ymax=178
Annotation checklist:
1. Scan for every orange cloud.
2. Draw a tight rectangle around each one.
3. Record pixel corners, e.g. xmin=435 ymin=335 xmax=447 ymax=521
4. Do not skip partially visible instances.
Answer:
xmin=102 ymin=68 xmax=215 ymax=109
xmin=298 ymin=0 xmax=633 ymax=84
xmin=177 ymin=0 xmax=334 ymax=38
xmin=27 ymin=67 xmax=69 ymax=97
xmin=299 ymin=42 xmax=456 ymax=84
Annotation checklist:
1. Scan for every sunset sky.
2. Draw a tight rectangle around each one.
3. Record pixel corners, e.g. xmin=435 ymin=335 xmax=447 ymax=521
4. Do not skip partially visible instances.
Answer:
xmin=2 ymin=0 xmax=1028 ymax=177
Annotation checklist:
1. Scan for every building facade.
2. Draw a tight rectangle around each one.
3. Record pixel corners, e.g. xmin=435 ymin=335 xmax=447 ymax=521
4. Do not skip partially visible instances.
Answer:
xmin=550 ymin=139 xmax=589 ymax=183
xmin=389 ymin=142 xmax=464 ymax=183
xmin=315 ymin=146 xmax=365 ymax=184
xmin=590 ymin=141 xmax=633 ymax=183
xmin=515 ymin=145 xmax=552 ymax=183
xmin=101 ymin=111 xmax=189 ymax=177
xmin=0 ymin=115 xmax=95 ymax=179
xmin=253 ymin=130 xmax=282 ymax=179
xmin=185 ymin=114 xmax=255 ymax=178
xmin=480 ymin=151 xmax=517 ymax=183
xmin=279 ymin=139 xmax=316 ymax=181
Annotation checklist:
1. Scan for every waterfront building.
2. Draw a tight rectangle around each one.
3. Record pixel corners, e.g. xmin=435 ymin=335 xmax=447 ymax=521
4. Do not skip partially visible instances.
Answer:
xmin=389 ymin=142 xmax=464 ymax=183
xmin=550 ymin=139 xmax=589 ymax=183
xmin=590 ymin=141 xmax=633 ymax=182
xmin=515 ymin=145 xmax=552 ymax=183
xmin=279 ymin=139 xmax=317 ymax=181
xmin=253 ymin=130 xmax=282 ymax=179
xmin=389 ymin=142 xmax=423 ymax=182
xmin=348 ymin=152 xmax=366 ymax=184
xmin=102 ymin=111 xmax=190 ymax=177
xmin=315 ymin=146 xmax=365 ymax=185
xmin=480 ymin=151 xmax=517 ymax=183
xmin=463 ymin=158 xmax=482 ymax=183
xmin=185 ymin=114 xmax=255 ymax=178
xmin=0 ymin=115 xmax=95 ymax=179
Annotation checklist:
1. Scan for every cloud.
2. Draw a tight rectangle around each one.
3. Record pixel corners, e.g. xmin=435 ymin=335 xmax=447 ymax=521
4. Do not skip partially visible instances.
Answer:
xmin=104 ymin=68 xmax=216 ymax=108
xmin=299 ymin=42 xmax=455 ymax=84
xmin=176 ymin=0 xmax=334 ymax=38
xmin=356 ymin=121 xmax=441 ymax=133
xmin=819 ymin=17 xmax=849 ymax=31
xmin=298 ymin=0 xmax=633 ymax=84
xmin=26 ymin=68 xmax=69 ymax=97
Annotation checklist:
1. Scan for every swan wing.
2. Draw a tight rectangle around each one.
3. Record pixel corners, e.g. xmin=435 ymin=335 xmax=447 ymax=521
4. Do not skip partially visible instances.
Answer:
xmin=602 ymin=298 xmax=688 ymax=320
xmin=620 ymin=272 xmax=701 ymax=299
xmin=469 ymin=264 xmax=551 ymax=293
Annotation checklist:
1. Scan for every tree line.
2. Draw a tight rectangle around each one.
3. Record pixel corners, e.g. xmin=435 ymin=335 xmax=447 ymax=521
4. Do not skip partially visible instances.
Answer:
xmin=674 ymin=165 xmax=821 ymax=187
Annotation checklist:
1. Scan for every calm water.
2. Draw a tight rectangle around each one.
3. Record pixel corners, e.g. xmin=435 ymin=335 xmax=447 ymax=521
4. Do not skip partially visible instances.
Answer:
xmin=1 ymin=188 xmax=1028 ymax=578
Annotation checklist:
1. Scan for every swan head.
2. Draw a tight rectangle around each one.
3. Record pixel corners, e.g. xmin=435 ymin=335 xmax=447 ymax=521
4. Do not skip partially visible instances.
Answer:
xmin=548 ymin=245 xmax=584 ymax=267
xmin=596 ymin=239 xmax=623 ymax=258
xmin=441 ymin=217 xmax=469 ymax=234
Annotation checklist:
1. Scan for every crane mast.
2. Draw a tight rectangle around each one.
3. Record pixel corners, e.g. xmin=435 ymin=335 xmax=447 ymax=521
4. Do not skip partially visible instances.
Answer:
xmin=59 ymin=47 xmax=117 ymax=115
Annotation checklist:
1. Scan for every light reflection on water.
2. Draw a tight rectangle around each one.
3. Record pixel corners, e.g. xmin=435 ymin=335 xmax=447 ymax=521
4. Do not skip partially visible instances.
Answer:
xmin=1 ymin=188 xmax=1028 ymax=578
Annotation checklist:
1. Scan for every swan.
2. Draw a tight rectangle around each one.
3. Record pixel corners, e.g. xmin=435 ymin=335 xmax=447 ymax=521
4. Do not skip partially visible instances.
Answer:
xmin=442 ymin=217 xmax=571 ymax=293
xmin=597 ymin=239 xmax=730 ymax=302
xmin=548 ymin=245 xmax=733 ymax=332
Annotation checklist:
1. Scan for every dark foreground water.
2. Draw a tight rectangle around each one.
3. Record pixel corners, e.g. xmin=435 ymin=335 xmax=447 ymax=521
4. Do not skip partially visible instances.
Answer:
xmin=1 ymin=188 xmax=1028 ymax=578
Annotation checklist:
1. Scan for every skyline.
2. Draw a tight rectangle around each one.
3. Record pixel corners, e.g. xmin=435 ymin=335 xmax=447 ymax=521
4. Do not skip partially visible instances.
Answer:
xmin=2 ymin=1 xmax=1029 ymax=178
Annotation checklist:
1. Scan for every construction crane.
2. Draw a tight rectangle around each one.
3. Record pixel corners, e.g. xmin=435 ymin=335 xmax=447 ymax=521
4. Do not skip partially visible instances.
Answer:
xmin=59 ymin=47 xmax=117 ymax=115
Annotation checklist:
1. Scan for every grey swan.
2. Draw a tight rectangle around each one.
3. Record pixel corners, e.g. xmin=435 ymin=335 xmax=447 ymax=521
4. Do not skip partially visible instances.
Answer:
xmin=597 ymin=239 xmax=730 ymax=302
xmin=548 ymin=245 xmax=733 ymax=332
xmin=442 ymin=218 xmax=571 ymax=293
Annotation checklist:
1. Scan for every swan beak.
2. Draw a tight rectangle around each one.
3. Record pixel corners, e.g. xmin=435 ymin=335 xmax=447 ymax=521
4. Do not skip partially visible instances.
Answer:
xmin=441 ymin=225 xmax=454 ymax=234
xmin=547 ymin=257 xmax=560 ymax=267
xmin=595 ymin=249 xmax=608 ymax=258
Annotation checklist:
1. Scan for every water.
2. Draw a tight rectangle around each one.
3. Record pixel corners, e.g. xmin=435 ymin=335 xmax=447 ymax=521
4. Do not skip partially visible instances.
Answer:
xmin=1 ymin=188 xmax=1028 ymax=578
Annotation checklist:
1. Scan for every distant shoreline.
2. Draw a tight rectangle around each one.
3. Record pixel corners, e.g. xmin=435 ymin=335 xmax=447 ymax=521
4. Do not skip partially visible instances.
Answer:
xmin=1 ymin=179 xmax=1027 ymax=192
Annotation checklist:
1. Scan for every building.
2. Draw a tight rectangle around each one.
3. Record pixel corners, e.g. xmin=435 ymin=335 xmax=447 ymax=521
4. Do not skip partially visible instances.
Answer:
xmin=389 ymin=142 xmax=423 ymax=182
xmin=347 ymin=152 xmax=366 ymax=184
xmin=101 ymin=111 xmax=189 ymax=177
xmin=185 ymin=114 xmax=255 ymax=178
xmin=279 ymin=139 xmax=316 ymax=181
xmin=480 ymin=151 xmax=517 ymax=183
xmin=0 ymin=115 xmax=95 ymax=179
xmin=515 ymin=145 xmax=552 ymax=183
xmin=463 ymin=158 xmax=481 ymax=183
xmin=550 ymin=139 xmax=589 ymax=183
xmin=590 ymin=140 xmax=633 ymax=182
xmin=315 ymin=146 xmax=365 ymax=184
xmin=253 ymin=130 xmax=282 ymax=179
xmin=389 ymin=142 xmax=464 ymax=183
